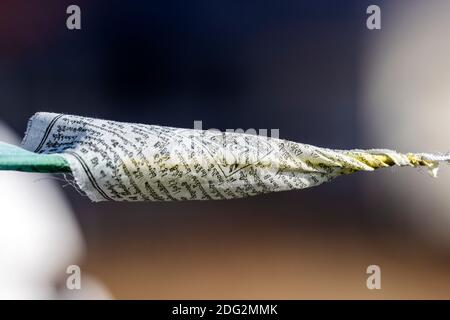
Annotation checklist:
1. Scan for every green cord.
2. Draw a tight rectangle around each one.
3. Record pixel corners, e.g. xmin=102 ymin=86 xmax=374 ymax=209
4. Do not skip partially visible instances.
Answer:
xmin=0 ymin=142 xmax=71 ymax=173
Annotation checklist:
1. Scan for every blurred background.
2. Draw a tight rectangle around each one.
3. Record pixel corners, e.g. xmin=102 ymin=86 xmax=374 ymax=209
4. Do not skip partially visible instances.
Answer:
xmin=1 ymin=0 xmax=450 ymax=299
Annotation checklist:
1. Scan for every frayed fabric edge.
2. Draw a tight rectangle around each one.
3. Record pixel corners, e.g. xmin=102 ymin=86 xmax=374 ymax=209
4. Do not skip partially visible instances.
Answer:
xmin=61 ymin=153 xmax=105 ymax=202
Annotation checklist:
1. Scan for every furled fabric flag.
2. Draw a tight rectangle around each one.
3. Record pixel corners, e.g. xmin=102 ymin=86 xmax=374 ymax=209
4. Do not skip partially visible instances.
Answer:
xmin=0 ymin=112 xmax=448 ymax=202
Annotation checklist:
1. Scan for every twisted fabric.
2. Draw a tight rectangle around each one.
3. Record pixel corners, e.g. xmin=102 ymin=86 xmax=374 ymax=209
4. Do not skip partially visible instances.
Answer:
xmin=0 ymin=112 xmax=448 ymax=202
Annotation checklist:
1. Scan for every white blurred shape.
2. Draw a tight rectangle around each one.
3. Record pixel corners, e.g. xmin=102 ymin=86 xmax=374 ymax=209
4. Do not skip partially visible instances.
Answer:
xmin=362 ymin=0 xmax=450 ymax=243
xmin=0 ymin=120 xmax=110 ymax=299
